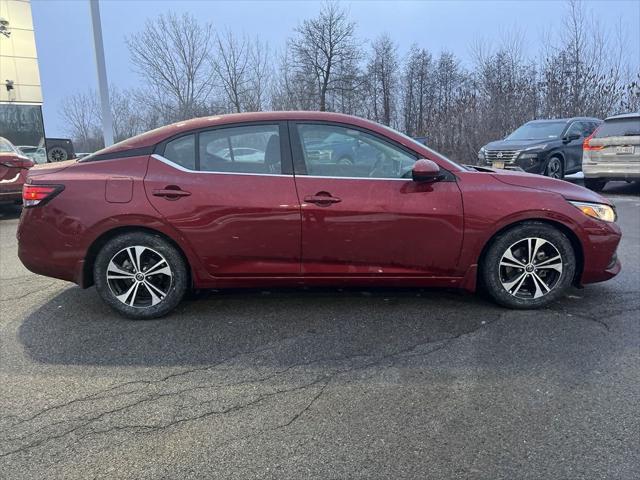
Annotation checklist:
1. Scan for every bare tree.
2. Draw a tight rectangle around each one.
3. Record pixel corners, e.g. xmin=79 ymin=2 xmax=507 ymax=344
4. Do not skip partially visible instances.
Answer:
xmin=540 ymin=0 xmax=624 ymax=118
xmin=60 ymin=90 xmax=101 ymax=152
xmin=246 ymin=38 xmax=271 ymax=111
xmin=212 ymin=30 xmax=250 ymax=113
xmin=288 ymin=1 xmax=361 ymax=111
xmin=366 ymin=34 xmax=399 ymax=125
xmin=126 ymin=13 xmax=215 ymax=122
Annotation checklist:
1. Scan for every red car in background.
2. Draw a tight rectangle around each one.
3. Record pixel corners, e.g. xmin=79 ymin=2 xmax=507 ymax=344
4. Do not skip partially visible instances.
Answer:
xmin=17 ymin=112 xmax=621 ymax=319
xmin=0 ymin=137 xmax=34 ymax=204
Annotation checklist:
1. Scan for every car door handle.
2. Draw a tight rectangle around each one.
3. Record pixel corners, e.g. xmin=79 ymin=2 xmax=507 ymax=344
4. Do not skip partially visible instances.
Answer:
xmin=304 ymin=193 xmax=342 ymax=205
xmin=152 ymin=188 xmax=191 ymax=199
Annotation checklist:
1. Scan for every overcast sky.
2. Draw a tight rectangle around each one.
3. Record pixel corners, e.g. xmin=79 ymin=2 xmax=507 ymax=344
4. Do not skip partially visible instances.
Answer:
xmin=31 ymin=0 xmax=640 ymax=137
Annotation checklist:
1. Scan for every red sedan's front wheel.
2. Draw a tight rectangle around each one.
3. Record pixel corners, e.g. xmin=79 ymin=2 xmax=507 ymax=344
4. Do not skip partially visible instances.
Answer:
xmin=481 ymin=222 xmax=576 ymax=309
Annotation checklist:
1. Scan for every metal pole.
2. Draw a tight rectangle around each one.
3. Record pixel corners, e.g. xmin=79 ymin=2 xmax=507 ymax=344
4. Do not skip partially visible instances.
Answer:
xmin=89 ymin=0 xmax=114 ymax=147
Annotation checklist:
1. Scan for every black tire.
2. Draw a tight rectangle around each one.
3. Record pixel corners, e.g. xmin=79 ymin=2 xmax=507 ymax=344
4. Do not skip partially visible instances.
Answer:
xmin=544 ymin=156 xmax=564 ymax=179
xmin=480 ymin=222 xmax=576 ymax=309
xmin=94 ymin=232 xmax=188 ymax=319
xmin=584 ymin=178 xmax=607 ymax=192
xmin=47 ymin=146 xmax=69 ymax=162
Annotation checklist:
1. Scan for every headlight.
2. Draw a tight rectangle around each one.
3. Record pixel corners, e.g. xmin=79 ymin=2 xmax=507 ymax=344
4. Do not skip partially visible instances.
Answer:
xmin=478 ymin=147 xmax=486 ymax=161
xmin=518 ymin=152 xmax=539 ymax=160
xmin=569 ymin=201 xmax=617 ymax=222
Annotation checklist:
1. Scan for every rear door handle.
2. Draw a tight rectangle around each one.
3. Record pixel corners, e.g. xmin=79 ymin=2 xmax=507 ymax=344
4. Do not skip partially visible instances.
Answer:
xmin=304 ymin=193 xmax=341 ymax=206
xmin=152 ymin=188 xmax=191 ymax=199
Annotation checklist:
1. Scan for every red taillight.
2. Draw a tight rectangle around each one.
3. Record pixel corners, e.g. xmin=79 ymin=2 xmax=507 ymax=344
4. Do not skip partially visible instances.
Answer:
xmin=583 ymin=127 xmax=604 ymax=151
xmin=22 ymin=184 xmax=64 ymax=207
xmin=0 ymin=157 xmax=34 ymax=169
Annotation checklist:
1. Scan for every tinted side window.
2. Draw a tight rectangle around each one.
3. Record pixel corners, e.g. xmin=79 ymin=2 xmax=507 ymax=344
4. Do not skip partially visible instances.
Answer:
xmin=565 ymin=122 xmax=584 ymax=137
xmin=164 ymin=134 xmax=195 ymax=170
xmin=199 ymin=125 xmax=281 ymax=174
xmin=296 ymin=124 xmax=416 ymax=179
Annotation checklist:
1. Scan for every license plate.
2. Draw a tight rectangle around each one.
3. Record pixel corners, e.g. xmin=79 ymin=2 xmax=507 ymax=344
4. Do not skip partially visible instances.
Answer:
xmin=615 ymin=146 xmax=634 ymax=154
xmin=492 ymin=161 xmax=505 ymax=169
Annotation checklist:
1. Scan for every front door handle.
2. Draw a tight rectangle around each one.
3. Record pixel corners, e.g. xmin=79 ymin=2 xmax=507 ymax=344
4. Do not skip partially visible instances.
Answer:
xmin=304 ymin=192 xmax=341 ymax=206
xmin=152 ymin=187 xmax=191 ymax=199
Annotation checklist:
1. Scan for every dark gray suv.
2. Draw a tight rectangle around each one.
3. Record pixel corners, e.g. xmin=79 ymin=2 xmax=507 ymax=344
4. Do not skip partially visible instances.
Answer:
xmin=478 ymin=117 xmax=601 ymax=178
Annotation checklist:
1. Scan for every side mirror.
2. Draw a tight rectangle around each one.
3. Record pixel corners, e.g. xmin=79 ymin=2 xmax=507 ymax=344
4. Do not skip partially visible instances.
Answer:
xmin=412 ymin=159 xmax=442 ymax=183
xmin=563 ymin=133 xmax=580 ymax=142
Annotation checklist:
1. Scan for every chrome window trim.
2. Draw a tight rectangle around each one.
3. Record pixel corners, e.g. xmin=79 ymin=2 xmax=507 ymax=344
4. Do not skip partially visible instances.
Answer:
xmin=151 ymin=154 xmax=292 ymax=177
xmin=297 ymin=174 xmax=410 ymax=182
xmin=152 ymin=154 xmax=414 ymax=181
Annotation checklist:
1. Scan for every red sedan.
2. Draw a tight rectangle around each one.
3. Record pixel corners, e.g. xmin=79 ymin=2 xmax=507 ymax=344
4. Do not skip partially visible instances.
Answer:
xmin=0 ymin=137 xmax=34 ymax=204
xmin=17 ymin=112 xmax=621 ymax=319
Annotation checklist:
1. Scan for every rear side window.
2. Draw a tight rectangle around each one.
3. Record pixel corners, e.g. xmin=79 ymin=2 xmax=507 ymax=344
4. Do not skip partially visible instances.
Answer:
xmin=595 ymin=118 xmax=640 ymax=138
xmin=164 ymin=134 xmax=195 ymax=170
xmin=199 ymin=125 xmax=281 ymax=174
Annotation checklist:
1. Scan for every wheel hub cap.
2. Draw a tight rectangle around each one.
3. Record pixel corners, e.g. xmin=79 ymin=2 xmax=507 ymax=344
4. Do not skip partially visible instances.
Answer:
xmin=106 ymin=246 xmax=173 ymax=308
xmin=499 ymin=237 xmax=563 ymax=300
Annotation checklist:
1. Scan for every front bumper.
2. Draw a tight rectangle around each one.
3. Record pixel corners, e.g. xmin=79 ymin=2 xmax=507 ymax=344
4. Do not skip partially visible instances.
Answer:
xmin=578 ymin=219 xmax=622 ymax=285
xmin=483 ymin=156 xmax=544 ymax=174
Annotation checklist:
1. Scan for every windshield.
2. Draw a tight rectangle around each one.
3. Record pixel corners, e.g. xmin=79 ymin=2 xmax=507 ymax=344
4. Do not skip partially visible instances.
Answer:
xmin=506 ymin=121 xmax=567 ymax=140
xmin=0 ymin=139 xmax=17 ymax=153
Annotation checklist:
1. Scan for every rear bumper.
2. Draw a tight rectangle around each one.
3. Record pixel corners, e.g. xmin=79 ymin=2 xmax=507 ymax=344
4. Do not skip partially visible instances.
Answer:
xmin=0 ymin=190 xmax=22 ymax=203
xmin=583 ymin=162 xmax=640 ymax=180
xmin=17 ymin=208 xmax=83 ymax=285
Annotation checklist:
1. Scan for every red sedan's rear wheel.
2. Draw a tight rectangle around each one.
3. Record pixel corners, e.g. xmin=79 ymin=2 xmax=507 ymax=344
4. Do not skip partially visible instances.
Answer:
xmin=94 ymin=232 xmax=188 ymax=319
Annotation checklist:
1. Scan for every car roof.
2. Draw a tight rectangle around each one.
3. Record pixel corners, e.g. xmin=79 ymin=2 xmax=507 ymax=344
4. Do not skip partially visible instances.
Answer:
xmin=605 ymin=112 xmax=639 ymax=121
xmin=527 ymin=117 xmax=601 ymax=124
xmin=86 ymin=111 xmax=459 ymax=168
xmin=100 ymin=112 xmax=382 ymax=151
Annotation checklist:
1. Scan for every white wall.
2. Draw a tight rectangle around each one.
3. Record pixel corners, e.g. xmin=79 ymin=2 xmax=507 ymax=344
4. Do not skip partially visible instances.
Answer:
xmin=0 ymin=0 xmax=42 ymax=104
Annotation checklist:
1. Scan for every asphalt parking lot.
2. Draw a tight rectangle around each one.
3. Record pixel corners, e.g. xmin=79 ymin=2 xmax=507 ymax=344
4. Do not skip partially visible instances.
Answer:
xmin=0 ymin=181 xmax=638 ymax=479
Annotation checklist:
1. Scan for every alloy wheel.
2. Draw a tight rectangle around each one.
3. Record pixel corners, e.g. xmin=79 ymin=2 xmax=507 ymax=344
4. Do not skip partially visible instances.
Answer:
xmin=106 ymin=246 xmax=173 ymax=308
xmin=499 ymin=237 xmax=563 ymax=299
xmin=546 ymin=158 xmax=562 ymax=179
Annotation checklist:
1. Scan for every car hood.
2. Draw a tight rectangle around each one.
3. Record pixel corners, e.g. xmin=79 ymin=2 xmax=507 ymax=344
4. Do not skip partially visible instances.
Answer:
xmin=489 ymin=169 xmax=611 ymax=205
xmin=483 ymin=138 xmax=560 ymax=151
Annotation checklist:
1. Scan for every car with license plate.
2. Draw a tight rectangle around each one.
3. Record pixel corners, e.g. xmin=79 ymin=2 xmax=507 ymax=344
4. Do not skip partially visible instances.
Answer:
xmin=17 ymin=112 xmax=621 ymax=319
xmin=582 ymin=112 xmax=640 ymax=191
xmin=478 ymin=117 xmax=601 ymax=178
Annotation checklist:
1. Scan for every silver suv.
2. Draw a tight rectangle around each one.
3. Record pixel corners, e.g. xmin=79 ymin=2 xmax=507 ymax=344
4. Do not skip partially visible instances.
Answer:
xmin=583 ymin=112 xmax=640 ymax=191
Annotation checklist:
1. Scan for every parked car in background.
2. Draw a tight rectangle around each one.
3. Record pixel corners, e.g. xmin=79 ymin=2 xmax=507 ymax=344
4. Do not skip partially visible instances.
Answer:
xmin=478 ymin=117 xmax=601 ymax=178
xmin=304 ymin=130 xmax=380 ymax=166
xmin=17 ymin=146 xmax=47 ymax=164
xmin=0 ymin=137 xmax=34 ymax=204
xmin=17 ymin=112 xmax=621 ymax=319
xmin=45 ymin=138 xmax=75 ymax=162
xmin=582 ymin=112 xmax=640 ymax=191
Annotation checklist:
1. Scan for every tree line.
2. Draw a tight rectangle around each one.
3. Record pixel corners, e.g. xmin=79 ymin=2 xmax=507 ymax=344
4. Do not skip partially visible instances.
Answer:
xmin=61 ymin=0 xmax=640 ymax=162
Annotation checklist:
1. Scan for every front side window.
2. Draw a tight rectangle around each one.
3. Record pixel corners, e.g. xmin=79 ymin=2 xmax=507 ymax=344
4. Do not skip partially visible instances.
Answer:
xmin=296 ymin=124 xmax=416 ymax=179
xmin=565 ymin=122 xmax=586 ymax=138
xmin=164 ymin=134 xmax=195 ymax=170
xmin=200 ymin=125 xmax=281 ymax=174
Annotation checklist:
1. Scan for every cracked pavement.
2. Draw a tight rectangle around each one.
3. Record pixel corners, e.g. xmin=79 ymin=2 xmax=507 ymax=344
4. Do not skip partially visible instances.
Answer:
xmin=0 ymin=182 xmax=638 ymax=479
